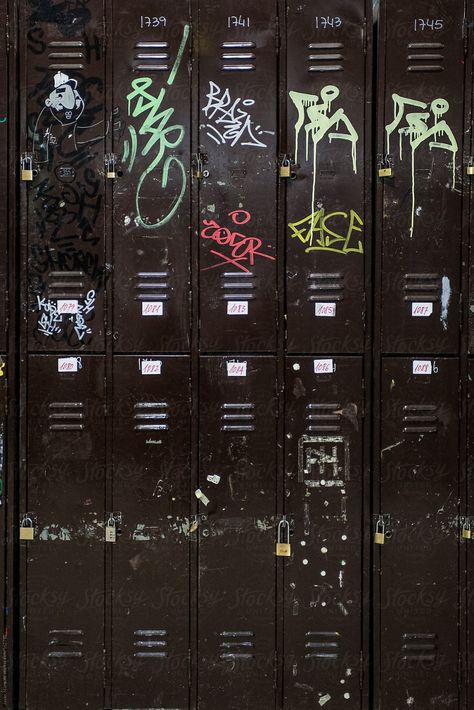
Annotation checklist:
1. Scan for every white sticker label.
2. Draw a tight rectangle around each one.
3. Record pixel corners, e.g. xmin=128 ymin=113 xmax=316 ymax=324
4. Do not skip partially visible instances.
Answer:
xmin=142 ymin=301 xmax=164 ymax=316
xmin=207 ymin=474 xmax=221 ymax=485
xmin=315 ymin=302 xmax=336 ymax=317
xmin=412 ymin=302 xmax=433 ymax=317
xmin=314 ymin=359 xmax=334 ymax=374
xmin=413 ymin=360 xmax=432 ymax=375
xmin=227 ymin=301 xmax=249 ymax=315
xmin=57 ymin=299 xmax=78 ymax=315
xmin=195 ymin=488 xmax=210 ymax=506
xmin=226 ymin=361 xmax=247 ymax=377
xmin=57 ymin=357 xmax=81 ymax=373
xmin=140 ymin=359 xmax=162 ymax=375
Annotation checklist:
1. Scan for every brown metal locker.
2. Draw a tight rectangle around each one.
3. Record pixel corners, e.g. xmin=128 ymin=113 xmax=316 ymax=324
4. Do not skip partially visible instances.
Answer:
xmin=20 ymin=0 xmax=106 ymax=352
xmin=377 ymin=357 xmax=460 ymax=709
xmin=198 ymin=0 xmax=278 ymax=353
xmin=197 ymin=356 xmax=277 ymax=709
xmin=285 ymin=0 xmax=371 ymax=355
xmin=110 ymin=355 xmax=191 ymax=708
xmin=21 ymin=355 xmax=106 ymax=710
xmin=111 ymin=2 xmax=192 ymax=353
xmin=376 ymin=0 xmax=465 ymax=355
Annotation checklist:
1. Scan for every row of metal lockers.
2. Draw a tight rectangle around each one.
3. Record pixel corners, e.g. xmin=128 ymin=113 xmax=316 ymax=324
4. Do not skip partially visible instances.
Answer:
xmin=0 ymin=0 xmax=473 ymax=709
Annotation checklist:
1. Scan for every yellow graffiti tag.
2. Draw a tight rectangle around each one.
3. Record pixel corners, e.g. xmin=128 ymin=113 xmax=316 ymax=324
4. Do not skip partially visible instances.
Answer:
xmin=288 ymin=209 xmax=363 ymax=255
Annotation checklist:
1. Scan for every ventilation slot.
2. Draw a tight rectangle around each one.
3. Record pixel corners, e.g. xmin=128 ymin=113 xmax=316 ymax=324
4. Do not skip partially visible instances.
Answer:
xmin=308 ymin=273 xmax=344 ymax=302
xmin=221 ymin=272 xmax=256 ymax=301
xmin=48 ymin=402 xmax=84 ymax=431
xmin=133 ymin=629 xmax=168 ymax=658
xmin=220 ymin=403 xmax=255 ymax=432
xmin=305 ymin=631 xmax=340 ymax=659
xmin=407 ymin=43 xmax=444 ymax=72
xmin=221 ymin=42 xmax=256 ymax=71
xmin=46 ymin=271 xmax=86 ymax=300
xmin=48 ymin=629 xmax=84 ymax=658
xmin=401 ymin=633 xmax=437 ymax=661
xmin=403 ymin=273 xmax=440 ymax=302
xmin=134 ymin=402 xmax=169 ymax=431
xmin=48 ymin=40 xmax=85 ymax=69
xmin=307 ymin=42 xmax=344 ymax=72
xmin=219 ymin=631 xmax=255 ymax=659
xmin=306 ymin=403 xmax=342 ymax=433
xmin=134 ymin=272 xmax=170 ymax=301
xmin=134 ymin=42 xmax=170 ymax=71
xmin=402 ymin=404 xmax=438 ymax=434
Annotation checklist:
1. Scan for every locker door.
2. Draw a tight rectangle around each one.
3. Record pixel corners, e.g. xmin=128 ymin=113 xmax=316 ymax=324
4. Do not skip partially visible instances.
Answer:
xmin=198 ymin=1 xmax=278 ymax=352
xmin=284 ymin=356 xmax=365 ymax=709
xmin=111 ymin=2 xmax=191 ymax=353
xmin=467 ymin=359 xmax=474 ymax=708
xmin=0 ymin=0 xmax=8 ymax=351
xmin=198 ymin=356 xmax=277 ymax=709
xmin=378 ymin=1 xmax=464 ymax=355
xmin=378 ymin=357 xmax=460 ymax=709
xmin=21 ymin=1 xmax=106 ymax=351
xmin=286 ymin=0 xmax=370 ymax=354
xmin=111 ymin=356 xmax=191 ymax=709
xmin=23 ymin=355 xmax=105 ymax=710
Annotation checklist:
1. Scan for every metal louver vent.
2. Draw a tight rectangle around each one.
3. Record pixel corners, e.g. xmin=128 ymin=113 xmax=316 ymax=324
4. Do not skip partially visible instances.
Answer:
xmin=134 ymin=402 xmax=169 ymax=431
xmin=305 ymin=631 xmax=340 ymax=659
xmin=133 ymin=629 xmax=168 ymax=658
xmin=308 ymin=273 xmax=344 ymax=302
xmin=48 ymin=40 xmax=85 ymax=69
xmin=306 ymin=403 xmax=342 ymax=433
xmin=48 ymin=402 xmax=84 ymax=431
xmin=221 ymin=41 xmax=256 ymax=71
xmin=219 ymin=631 xmax=255 ymax=659
xmin=133 ymin=42 xmax=170 ymax=71
xmin=402 ymin=404 xmax=438 ymax=434
xmin=403 ymin=273 xmax=440 ymax=302
xmin=46 ymin=271 xmax=86 ymax=300
xmin=221 ymin=272 xmax=256 ymax=301
xmin=134 ymin=272 xmax=170 ymax=301
xmin=307 ymin=43 xmax=344 ymax=72
xmin=407 ymin=43 xmax=444 ymax=72
xmin=220 ymin=403 xmax=255 ymax=432
xmin=48 ymin=629 xmax=84 ymax=658
xmin=401 ymin=633 xmax=437 ymax=661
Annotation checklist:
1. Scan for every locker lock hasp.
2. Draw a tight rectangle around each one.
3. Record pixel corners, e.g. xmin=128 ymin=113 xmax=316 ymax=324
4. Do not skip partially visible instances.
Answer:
xmin=276 ymin=516 xmax=291 ymax=557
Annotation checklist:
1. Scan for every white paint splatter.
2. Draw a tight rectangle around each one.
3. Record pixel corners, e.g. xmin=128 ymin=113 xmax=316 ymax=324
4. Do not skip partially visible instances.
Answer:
xmin=319 ymin=694 xmax=331 ymax=706
xmin=440 ymin=276 xmax=451 ymax=330
xmin=407 ymin=697 xmax=414 ymax=707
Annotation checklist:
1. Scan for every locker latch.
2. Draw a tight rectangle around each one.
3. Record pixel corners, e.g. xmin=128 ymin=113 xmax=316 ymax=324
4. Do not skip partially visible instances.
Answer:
xmin=105 ymin=153 xmax=118 ymax=179
xmin=467 ymin=159 xmax=474 ymax=176
xmin=378 ymin=155 xmax=393 ymax=178
xmin=105 ymin=512 xmax=122 ymax=543
xmin=461 ymin=517 xmax=472 ymax=540
xmin=276 ymin=516 xmax=292 ymax=557
xmin=279 ymin=154 xmax=292 ymax=178
xmin=373 ymin=514 xmax=392 ymax=545
xmin=192 ymin=153 xmax=209 ymax=180
xmin=20 ymin=152 xmax=34 ymax=181
xmin=19 ymin=514 xmax=35 ymax=541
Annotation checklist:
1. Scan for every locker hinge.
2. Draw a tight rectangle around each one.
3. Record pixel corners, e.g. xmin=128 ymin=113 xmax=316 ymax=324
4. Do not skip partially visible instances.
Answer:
xmin=459 ymin=380 xmax=463 ymax=420
xmin=463 ymin=19 xmax=468 ymax=56
xmin=4 ymin=14 xmax=9 ymax=54
xmin=459 ymin=291 xmax=463 ymax=330
xmin=275 ymin=16 xmax=280 ymax=54
xmin=363 ymin=18 xmax=367 ymax=55
xmin=458 ymin=651 xmax=462 ymax=688
xmin=359 ymin=650 xmax=364 ymax=689
xmin=187 ymin=647 xmax=192 ymax=687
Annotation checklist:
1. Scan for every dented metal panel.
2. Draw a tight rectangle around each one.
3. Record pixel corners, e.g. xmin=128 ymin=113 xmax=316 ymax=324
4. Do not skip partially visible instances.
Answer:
xmin=21 ymin=0 xmax=106 ymax=352
xmin=198 ymin=0 xmax=278 ymax=352
xmin=111 ymin=2 xmax=192 ymax=352
xmin=378 ymin=357 xmax=460 ymax=709
xmin=111 ymin=355 xmax=191 ymax=708
xmin=284 ymin=356 xmax=365 ymax=709
xmin=286 ymin=0 xmax=371 ymax=354
xmin=198 ymin=356 xmax=277 ymax=708
xmin=377 ymin=0 xmax=465 ymax=355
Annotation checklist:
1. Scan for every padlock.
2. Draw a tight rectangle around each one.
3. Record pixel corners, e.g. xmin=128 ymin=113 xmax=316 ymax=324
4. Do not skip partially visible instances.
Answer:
xmin=19 ymin=516 xmax=34 ymax=541
xmin=105 ymin=154 xmax=116 ymax=179
xmin=374 ymin=518 xmax=385 ymax=545
xmin=378 ymin=166 xmax=392 ymax=178
xmin=280 ymin=159 xmax=291 ymax=178
xmin=276 ymin=517 xmax=291 ymax=557
xmin=467 ymin=164 xmax=474 ymax=176
xmin=194 ymin=158 xmax=203 ymax=180
xmin=105 ymin=518 xmax=116 ymax=543
xmin=462 ymin=520 xmax=472 ymax=540
xmin=21 ymin=154 xmax=33 ymax=181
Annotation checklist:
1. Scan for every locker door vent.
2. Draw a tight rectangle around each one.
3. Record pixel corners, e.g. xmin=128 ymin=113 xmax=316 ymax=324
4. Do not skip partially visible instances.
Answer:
xmin=48 ymin=402 xmax=84 ymax=431
xmin=133 ymin=629 xmax=168 ymax=658
xmin=221 ymin=272 xmax=256 ymax=301
xmin=134 ymin=402 xmax=169 ymax=431
xmin=403 ymin=273 xmax=440 ymax=302
xmin=402 ymin=404 xmax=438 ymax=434
xmin=308 ymin=273 xmax=344 ymax=302
xmin=219 ymin=630 xmax=255 ymax=659
xmin=306 ymin=403 xmax=342 ymax=433
xmin=407 ymin=43 xmax=444 ymax=72
xmin=221 ymin=42 xmax=256 ymax=71
xmin=304 ymin=631 xmax=340 ymax=659
xmin=47 ymin=271 xmax=86 ymax=300
xmin=220 ymin=403 xmax=255 ymax=432
xmin=48 ymin=40 xmax=85 ymax=70
xmin=134 ymin=272 xmax=170 ymax=301
xmin=134 ymin=42 xmax=170 ymax=71
xmin=307 ymin=43 xmax=344 ymax=73
xmin=401 ymin=633 xmax=437 ymax=661
xmin=48 ymin=629 xmax=84 ymax=658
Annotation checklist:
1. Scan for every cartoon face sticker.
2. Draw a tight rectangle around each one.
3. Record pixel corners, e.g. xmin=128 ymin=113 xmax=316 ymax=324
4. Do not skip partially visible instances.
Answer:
xmin=45 ymin=71 xmax=85 ymax=125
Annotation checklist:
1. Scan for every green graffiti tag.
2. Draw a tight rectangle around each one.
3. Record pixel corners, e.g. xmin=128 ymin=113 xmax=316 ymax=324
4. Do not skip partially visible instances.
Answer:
xmin=124 ymin=24 xmax=189 ymax=231
xmin=288 ymin=209 xmax=364 ymax=255
xmin=385 ymin=94 xmax=458 ymax=238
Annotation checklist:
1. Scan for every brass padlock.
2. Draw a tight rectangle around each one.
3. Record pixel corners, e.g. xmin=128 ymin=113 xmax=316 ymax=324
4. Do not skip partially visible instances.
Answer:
xmin=374 ymin=518 xmax=385 ymax=545
xmin=276 ymin=517 xmax=291 ymax=557
xmin=21 ymin=154 xmax=33 ymax=181
xmin=467 ymin=165 xmax=474 ymax=176
xmin=194 ymin=157 xmax=203 ymax=180
xmin=462 ymin=520 xmax=472 ymax=540
xmin=378 ymin=166 xmax=392 ymax=178
xmin=280 ymin=159 xmax=291 ymax=178
xmin=105 ymin=518 xmax=116 ymax=543
xmin=19 ymin=516 xmax=34 ymax=541
xmin=105 ymin=153 xmax=116 ymax=179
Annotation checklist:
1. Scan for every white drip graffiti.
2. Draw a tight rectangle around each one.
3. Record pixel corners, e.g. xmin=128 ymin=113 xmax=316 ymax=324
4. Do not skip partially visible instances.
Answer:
xmin=290 ymin=86 xmax=359 ymax=218
xmin=385 ymin=94 xmax=458 ymax=238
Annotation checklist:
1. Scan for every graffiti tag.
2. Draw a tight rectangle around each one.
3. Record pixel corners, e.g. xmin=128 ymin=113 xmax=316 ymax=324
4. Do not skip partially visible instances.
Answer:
xmin=288 ymin=209 xmax=363 ymax=255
